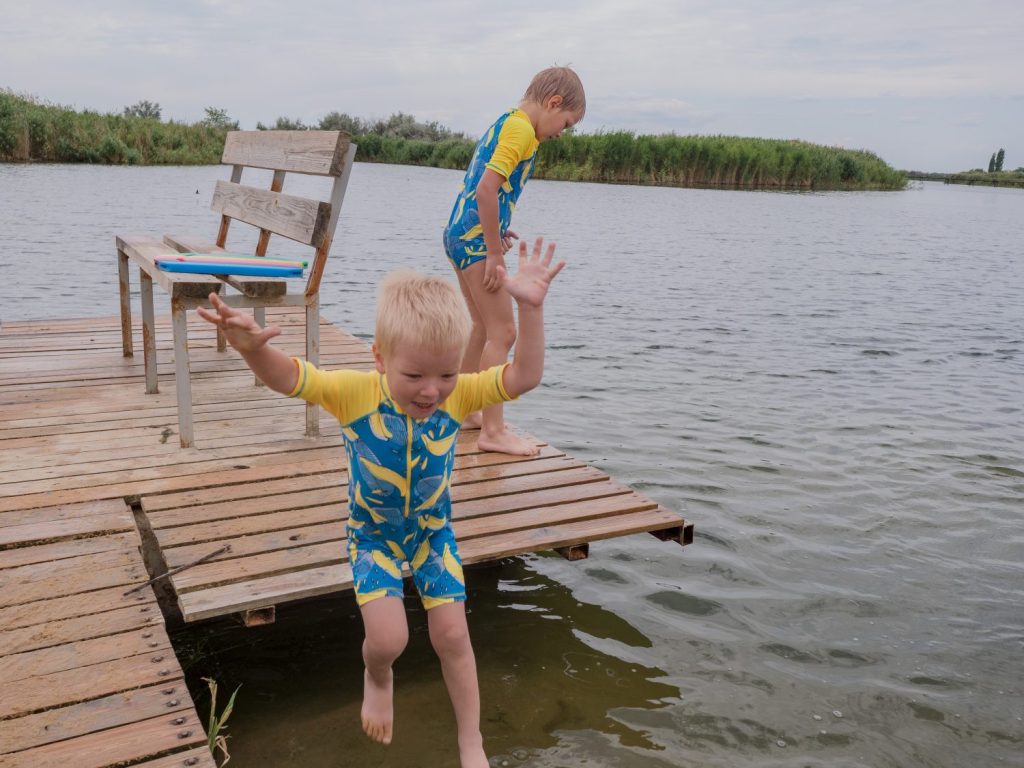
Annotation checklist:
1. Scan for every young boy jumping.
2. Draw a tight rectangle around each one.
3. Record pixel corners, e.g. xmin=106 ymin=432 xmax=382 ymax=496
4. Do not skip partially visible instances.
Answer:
xmin=443 ymin=66 xmax=585 ymax=456
xmin=197 ymin=238 xmax=565 ymax=768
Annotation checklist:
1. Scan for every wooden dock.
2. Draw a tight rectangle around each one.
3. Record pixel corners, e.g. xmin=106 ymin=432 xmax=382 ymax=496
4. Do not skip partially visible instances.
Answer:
xmin=1 ymin=307 xmax=690 ymax=760
xmin=0 ymin=498 xmax=216 ymax=767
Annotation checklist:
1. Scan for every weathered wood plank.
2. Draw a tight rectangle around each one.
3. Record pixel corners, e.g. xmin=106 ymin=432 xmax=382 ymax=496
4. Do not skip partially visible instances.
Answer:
xmin=0 ymin=559 xmax=147 ymax=609
xmin=176 ymin=505 xmax=687 ymax=622
xmin=115 ymin=236 xmax=222 ymax=299
xmin=0 ymin=512 xmax=135 ymax=549
xmin=222 ymin=129 xmax=350 ymax=176
xmin=0 ymin=532 xmax=137 ymax=570
xmin=0 ymin=628 xmax=172 ymax=684
xmin=0 ymin=683 xmax=191 ymax=756
xmin=0 ymin=549 xmax=140 ymax=592
xmin=211 ymin=180 xmax=330 ymax=247
xmin=0 ymin=709 xmax=207 ymax=768
xmin=0 ymin=585 xmax=156 ymax=632
xmin=0 ymin=650 xmax=184 ymax=719
xmin=0 ymin=603 xmax=163 ymax=657
xmin=0 ymin=683 xmax=193 ymax=756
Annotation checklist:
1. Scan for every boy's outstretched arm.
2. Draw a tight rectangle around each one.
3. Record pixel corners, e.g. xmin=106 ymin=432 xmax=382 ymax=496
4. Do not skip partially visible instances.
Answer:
xmin=196 ymin=293 xmax=299 ymax=394
xmin=499 ymin=237 xmax=566 ymax=398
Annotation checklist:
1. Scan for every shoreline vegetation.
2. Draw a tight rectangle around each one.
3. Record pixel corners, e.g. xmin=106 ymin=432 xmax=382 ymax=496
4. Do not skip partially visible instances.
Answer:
xmin=905 ymin=170 xmax=1024 ymax=189
xmin=0 ymin=90 xmax=908 ymax=190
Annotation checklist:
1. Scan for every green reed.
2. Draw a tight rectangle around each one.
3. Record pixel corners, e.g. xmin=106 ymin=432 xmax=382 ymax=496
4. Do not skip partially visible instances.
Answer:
xmin=0 ymin=90 xmax=225 ymax=164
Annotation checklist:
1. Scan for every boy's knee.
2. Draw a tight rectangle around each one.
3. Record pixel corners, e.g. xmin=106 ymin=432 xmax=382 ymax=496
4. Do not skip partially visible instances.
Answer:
xmin=429 ymin=617 xmax=471 ymax=657
xmin=365 ymin=625 xmax=408 ymax=662
xmin=487 ymin=322 xmax=516 ymax=351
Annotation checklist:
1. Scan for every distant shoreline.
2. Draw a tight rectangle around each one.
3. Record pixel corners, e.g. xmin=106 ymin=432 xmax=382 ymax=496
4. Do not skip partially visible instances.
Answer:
xmin=1 ymin=90 xmax=908 ymax=191
xmin=904 ymin=171 xmax=1024 ymax=189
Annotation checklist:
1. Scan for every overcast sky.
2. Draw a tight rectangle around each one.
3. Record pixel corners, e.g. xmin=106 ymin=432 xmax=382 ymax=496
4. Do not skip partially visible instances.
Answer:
xmin=3 ymin=0 xmax=1021 ymax=171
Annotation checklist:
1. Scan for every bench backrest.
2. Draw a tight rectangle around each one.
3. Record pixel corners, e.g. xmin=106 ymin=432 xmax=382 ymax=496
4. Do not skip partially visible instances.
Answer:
xmin=213 ymin=130 xmax=356 ymax=296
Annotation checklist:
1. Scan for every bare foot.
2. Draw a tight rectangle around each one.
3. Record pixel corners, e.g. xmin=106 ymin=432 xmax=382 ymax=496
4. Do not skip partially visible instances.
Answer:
xmin=461 ymin=411 xmax=482 ymax=430
xmin=361 ymin=667 xmax=394 ymax=745
xmin=477 ymin=427 xmax=539 ymax=456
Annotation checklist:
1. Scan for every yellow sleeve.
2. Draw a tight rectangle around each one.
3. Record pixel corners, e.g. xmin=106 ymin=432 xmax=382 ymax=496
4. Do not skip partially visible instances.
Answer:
xmin=485 ymin=114 xmax=537 ymax=180
xmin=444 ymin=364 xmax=516 ymax=422
xmin=287 ymin=359 xmax=379 ymax=425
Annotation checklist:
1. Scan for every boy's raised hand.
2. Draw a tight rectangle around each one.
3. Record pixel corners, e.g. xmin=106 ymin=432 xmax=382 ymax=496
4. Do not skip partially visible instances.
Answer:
xmin=196 ymin=292 xmax=281 ymax=352
xmin=498 ymin=237 xmax=566 ymax=307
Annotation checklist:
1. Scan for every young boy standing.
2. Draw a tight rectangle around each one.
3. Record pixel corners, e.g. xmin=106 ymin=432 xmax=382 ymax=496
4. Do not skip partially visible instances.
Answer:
xmin=443 ymin=66 xmax=585 ymax=456
xmin=197 ymin=238 xmax=565 ymax=768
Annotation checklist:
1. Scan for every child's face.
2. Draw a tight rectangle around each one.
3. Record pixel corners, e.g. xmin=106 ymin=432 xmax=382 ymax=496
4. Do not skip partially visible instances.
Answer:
xmin=537 ymin=98 xmax=581 ymax=141
xmin=373 ymin=340 xmax=463 ymax=420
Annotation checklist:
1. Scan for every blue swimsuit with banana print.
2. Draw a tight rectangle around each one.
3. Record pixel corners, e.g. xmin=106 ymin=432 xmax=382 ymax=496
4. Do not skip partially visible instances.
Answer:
xmin=443 ymin=108 xmax=540 ymax=270
xmin=289 ymin=360 xmax=513 ymax=607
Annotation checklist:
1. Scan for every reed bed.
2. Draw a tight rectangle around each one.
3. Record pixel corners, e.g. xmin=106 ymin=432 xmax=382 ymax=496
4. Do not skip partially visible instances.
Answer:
xmin=2 ymin=91 xmax=905 ymax=190
xmin=0 ymin=91 xmax=225 ymax=164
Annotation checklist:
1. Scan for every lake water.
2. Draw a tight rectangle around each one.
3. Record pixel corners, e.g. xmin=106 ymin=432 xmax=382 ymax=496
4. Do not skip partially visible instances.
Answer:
xmin=2 ymin=163 xmax=1022 ymax=767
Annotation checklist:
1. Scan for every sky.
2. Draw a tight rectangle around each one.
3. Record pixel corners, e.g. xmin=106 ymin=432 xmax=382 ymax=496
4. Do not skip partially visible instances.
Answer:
xmin=2 ymin=0 xmax=1022 ymax=172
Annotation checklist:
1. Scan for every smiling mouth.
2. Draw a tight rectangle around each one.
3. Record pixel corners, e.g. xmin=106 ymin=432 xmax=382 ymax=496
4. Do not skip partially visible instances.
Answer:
xmin=412 ymin=401 xmax=435 ymax=411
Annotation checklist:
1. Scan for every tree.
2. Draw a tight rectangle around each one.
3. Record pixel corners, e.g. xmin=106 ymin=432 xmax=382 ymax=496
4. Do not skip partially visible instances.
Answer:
xmin=201 ymin=107 xmax=238 ymax=130
xmin=257 ymin=116 xmax=308 ymax=131
xmin=318 ymin=111 xmax=367 ymax=134
xmin=995 ymin=148 xmax=1005 ymax=172
xmin=988 ymin=153 xmax=996 ymax=173
xmin=123 ymin=100 xmax=161 ymax=120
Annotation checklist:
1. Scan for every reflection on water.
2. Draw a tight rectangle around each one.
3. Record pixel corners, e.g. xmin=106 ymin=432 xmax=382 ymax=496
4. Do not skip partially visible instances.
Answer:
xmin=3 ymin=165 xmax=1023 ymax=766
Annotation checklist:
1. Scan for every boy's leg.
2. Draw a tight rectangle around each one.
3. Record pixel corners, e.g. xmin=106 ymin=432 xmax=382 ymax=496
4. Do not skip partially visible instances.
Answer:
xmin=428 ymin=601 xmax=488 ymax=768
xmin=461 ymin=261 xmax=539 ymax=456
xmin=454 ymin=269 xmax=486 ymax=429
xmin=358 ymin=596 xmax=408 ymax=745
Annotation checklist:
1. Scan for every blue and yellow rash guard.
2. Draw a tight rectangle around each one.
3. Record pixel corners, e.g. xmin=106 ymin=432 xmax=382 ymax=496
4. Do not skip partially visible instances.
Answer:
xmin=289 ymin=360 xmax=514 ymax=608
xmin=443 ymin=108 xmax=540 ymax=270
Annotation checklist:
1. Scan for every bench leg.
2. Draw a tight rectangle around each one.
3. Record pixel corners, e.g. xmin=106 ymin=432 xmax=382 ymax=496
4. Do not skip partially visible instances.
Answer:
xmin=253 ymin=307 xmax=266 ymax=387
xmin=117 ymin=247 xmax=133 ymax=357
xmin=305 ymin=298 xmax=320 ymax=437
xmin=171 ymin=299 xmax=195 ymax=448
xmin=139 ymin=269 xmax=158 ymax=394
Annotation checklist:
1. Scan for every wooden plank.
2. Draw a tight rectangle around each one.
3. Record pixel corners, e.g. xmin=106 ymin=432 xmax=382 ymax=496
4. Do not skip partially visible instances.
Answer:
xmin=177 ymin=506 xmax=687 ymax=622
xmin=115 ymin=236 xmax=222 ymax=299
xmin=0 ymin=603 xmax=163 ymax=657
xmin=0 ymin=650 xmax=184 ymax=720
xmin=0 ymin=511 xmax=134 ymax=549
xmin=0 ymin=559 xmax=147 ymax=609
xmin=0 ymin=628 xmax=172 ymax=683
xmin=0 ymin=532 xmax=137 ymax=570
xmin=211 ymin=180 xmax=330 ymax=247
xmin=0 ymin=683 xmax=193 ymax=756
xmin=1 ymin=549 xmax=140 ymax=592
xmin=0 ymin=585 xmax=156 ymax=632
xmin=222 ymin=129 xmax=350 ymax=176
xmin=0 ymin=709 xmax=207 ymax=768
xmin=0 ymin=498 xmax=130 ymax=528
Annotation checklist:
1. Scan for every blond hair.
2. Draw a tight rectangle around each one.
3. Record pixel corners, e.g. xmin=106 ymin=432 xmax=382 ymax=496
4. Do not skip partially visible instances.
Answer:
xmin=375 ymin=270 xmax=472 ymax=358
xmin=523 ymin=66 xmax=586 ymax=118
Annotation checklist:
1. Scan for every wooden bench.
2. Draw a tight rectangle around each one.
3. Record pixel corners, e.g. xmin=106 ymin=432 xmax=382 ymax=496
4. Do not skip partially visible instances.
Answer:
xmin=116 ymin=130 xmax=356 ymax=447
